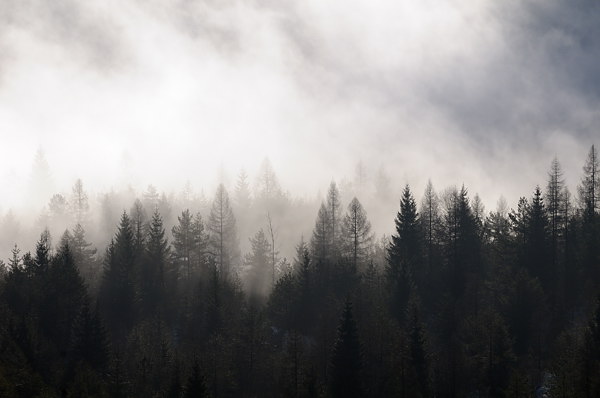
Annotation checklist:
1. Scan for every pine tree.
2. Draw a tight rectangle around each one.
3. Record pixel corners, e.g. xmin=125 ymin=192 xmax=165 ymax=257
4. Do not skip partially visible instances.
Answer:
xmin=70 ymin=178 xmax=89 ymax=226
xmin=525 ymin=186 xmax=550 ymax=287
xmin=171 ymin=209 xmax=191 ymax=279
xmin=140 ymin=210 xmax=170 ymax=318
xmin=330 ymin=300 xmax=362 ymax=398
xmin=420 ymin=180 xmax=440 ymax=274
xmin=310 ymin=203 xmax=330 ymax=269
xmin=208 ymin=184 xmax=239 ymax=277
xmin=342 ymin=197 xmax=373 ymax=273
xmin=143 ymin=185 xmax=160 ymax=212
xmin=244 ymin=229 xmax=272 ymax=298
xmin=71 ymin=297 xmax=109 ymax=372
xmin=577 ymin=145 xmax=600 ymax=295
xmin=100 ymin=212 xmax=137 ymax=339
xmin=69 ymin=223 xmax=99 ymax=289
xmin=578 ymin=145 xmax=599 ymax=217
xmin=42 ymin=242 xmax=86 ymax=354
xmin=546 ymin=157 xmax=565 ymax=271
xmin=387 ymin=185 xmax=420 ymax=323
xmin=294 ymin=238 xmax=313 ymax=333
xmin=130 ymin=199 xmax=147 ymax=256
xmin=442 ymin=186 xmax=479 ymax=300
xmin=234 ymin=169 xmax=252 ymax=210
xmin=326 ymin=182 xmax=343 ymax=259
xmin=256 ymin=157 xmax=282 ymax=203
xmin=389 ymin=185 xmax=420 ymax=273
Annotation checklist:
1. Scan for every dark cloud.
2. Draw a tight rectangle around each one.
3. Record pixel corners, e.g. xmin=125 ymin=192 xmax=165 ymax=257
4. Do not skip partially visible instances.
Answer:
xmin=423 ymin=0 xmax=600 ymax=143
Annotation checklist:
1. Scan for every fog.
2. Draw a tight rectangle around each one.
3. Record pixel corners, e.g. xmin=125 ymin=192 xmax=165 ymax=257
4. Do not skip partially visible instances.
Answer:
xmin=1 ymin=0 xmax=599 ymax=258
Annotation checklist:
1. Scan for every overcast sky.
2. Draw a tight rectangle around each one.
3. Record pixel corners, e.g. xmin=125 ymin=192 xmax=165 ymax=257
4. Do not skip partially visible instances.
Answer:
xmin=0 ymin=0 xmax=598 ymax=210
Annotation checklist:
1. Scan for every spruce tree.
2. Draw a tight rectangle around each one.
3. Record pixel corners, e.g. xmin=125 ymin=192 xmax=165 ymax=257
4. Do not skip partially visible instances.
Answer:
xmin=140 ymin=210 xmax=170 ymax=318
xmin=100 ymin=212 xmax=137 ymax=339
xmin=387 ymin=185 xmax=419 ymax=324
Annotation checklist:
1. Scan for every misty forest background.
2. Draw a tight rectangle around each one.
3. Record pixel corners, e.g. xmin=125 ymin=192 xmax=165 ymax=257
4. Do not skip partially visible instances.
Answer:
xmin=2 ymin=146 xmax=600 ymax=397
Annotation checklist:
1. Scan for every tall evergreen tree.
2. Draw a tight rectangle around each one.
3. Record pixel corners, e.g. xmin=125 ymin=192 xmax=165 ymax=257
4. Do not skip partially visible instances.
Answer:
xmin=69 ymin=223 xmax=99 ymax=290
xmin=387 ymin=185 xmax=420 ymax=323
xmin=208 ymin=184 xmax=239 ymax=277
xmin=100 ymin=212 xmax=137 ymax=340
xmin=140 ymin=210 xmax=170 ymax=318
xmin=70 ymin=178 xmax=89 ymax=226
xmin=171 ymin=209 xmax=198 ymax=279
xmin=130 ymin=199 xmax=147 ymax=257
xmin=234 ymin=169 xmax=252 ymax=210
xmin=546 ymin=157 xmax=565 ymax=271
xmin=326 ymin=182 xmax=343 ymax=259
xmin=71 ymin=297 xmax=109 ymax=372
xmin=256 ymin=157 xmax=282 ymax=203
xmin=442 ymin=186 xmax=479 ymax=300
xmin=310 ymin=203 xmax=330 ymax=270
xmin=525 ymin=186 xmax=550 ymax=287
xmin=420 ymin=180 xmax=440 ymax=273
xmin=342 ymin=197 xmax=373 ymax=273
xmin=577 ymin=145 xmax=600 ymax=295
xmin=244 ymin=229 xmax=272 ymax=298
xmin=330 ymin=300 xmax=362 ymax=398
xmin=578 ymin=145 xmax=600 ymax=217
xmin=42 ymin=242 xmax=86 ymax=355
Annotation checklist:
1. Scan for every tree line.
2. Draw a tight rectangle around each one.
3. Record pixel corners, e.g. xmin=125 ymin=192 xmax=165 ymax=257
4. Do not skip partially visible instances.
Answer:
xmin=1 ymin=146 xmax=600 ymax=397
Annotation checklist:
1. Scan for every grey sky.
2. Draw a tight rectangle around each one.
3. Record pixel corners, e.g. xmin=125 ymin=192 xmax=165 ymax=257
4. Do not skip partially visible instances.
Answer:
xmin=0 ymin=0 xmax=598 ymax=210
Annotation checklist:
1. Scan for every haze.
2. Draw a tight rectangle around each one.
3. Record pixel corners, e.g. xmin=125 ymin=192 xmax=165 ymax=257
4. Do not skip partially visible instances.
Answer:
xmin=0 ymin=0 xmax=598 ymax=250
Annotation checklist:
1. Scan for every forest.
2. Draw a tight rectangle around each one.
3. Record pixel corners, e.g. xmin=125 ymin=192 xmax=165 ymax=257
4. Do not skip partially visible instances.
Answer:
xmin=1 ymin=145 xmax=600 ymax=398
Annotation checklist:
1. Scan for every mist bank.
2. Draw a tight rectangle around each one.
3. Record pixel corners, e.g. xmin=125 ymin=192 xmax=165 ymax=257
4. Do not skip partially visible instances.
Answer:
xmin=0 ymin=146 xmax=596 ymax=269
xmin=1 ymin=0 xmax=599 ymax=221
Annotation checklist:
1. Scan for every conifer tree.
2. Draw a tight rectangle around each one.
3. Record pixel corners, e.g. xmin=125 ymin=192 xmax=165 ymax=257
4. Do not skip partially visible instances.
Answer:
xmin=525 ymin=186 xmax=550 ymax=287
xmin=244 ymin=229 xmax=272 ymax=297
xmin=208 ymin=184 xmax=239 ymax=277
xmin=100 ymin=212 xmax=137 ymax=339
xmin=71 ymin=297 xmax=109 ymax=372
xmin=330 ymin=300 xmax=362 ymax=398
xmin=389 ymin=185 xmax=420 ymax=273
xmin=420 ymin=180 xmax=440 ymax=273
xmin=326 ymin=182 xmax=343 ymax=258
xmin=131 ymin=199 xmax=147 ymax=256
xmin=256 ymin=157 xmax=282 ymax=203
xmin=310 ymin=203 xmax=330 ymax=269
xmin=140 ymin=210 xmax=170 ymax=318
xmin=172 ymin=209 xmax=207 ymax=280
xmin=387 ymin=185 xmax=420 ymax=323
xmin=234 ymin=169 xmax=252 ymax=210
xmin=70 ymin=178 xmax=90 ymax=226
xmin=578 ymin=145 xmax=600 ymax=217
xmin=546 ymin=158 xmax=565 ymax=272
xmin=342 ymin=197 xmax=373 ymax=273
xmin=68 ymin=223 xmax=99 ymax=289
xmin=42 ymin=242 xmax=86 ymax=354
